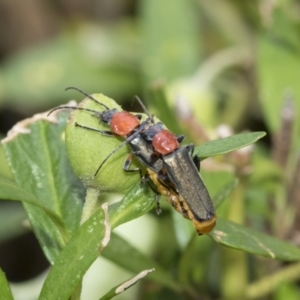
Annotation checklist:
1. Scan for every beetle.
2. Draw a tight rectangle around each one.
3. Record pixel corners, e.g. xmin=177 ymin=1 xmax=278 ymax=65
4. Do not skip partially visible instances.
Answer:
xmin=139 ymin=122 xmax=216 ymax=234
xmin=151 ymin=146 xmax=216 ymax=235
xmin=48 ymin=87 xmax=216 ymax=234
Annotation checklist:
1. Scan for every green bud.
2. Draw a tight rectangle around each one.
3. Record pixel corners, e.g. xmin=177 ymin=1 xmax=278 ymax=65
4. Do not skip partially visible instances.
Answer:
xmin=65 ymin=94 xmax=142 ymax=193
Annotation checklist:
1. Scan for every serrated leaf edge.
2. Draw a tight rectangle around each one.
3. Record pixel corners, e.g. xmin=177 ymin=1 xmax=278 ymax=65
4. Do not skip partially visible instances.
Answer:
xmin=1 ymin=101 xmax=77 ymax=144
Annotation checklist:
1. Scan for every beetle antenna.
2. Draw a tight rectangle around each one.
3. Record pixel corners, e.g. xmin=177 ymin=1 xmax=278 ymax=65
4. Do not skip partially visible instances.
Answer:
xmin=47 ymin=106 xmax=102 ymax=117
xmin=94 ymin=129 xmax=144 ymax=176
xmin=65 ymin=86 xmax=110 ymax=110
xmin=134 ymin=96 xmax=154 ymax=123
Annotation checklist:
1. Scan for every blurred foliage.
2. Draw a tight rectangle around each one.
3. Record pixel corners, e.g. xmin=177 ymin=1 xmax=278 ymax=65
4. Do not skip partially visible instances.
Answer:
xmin=0 ymin=0 xmax=300 ymax=299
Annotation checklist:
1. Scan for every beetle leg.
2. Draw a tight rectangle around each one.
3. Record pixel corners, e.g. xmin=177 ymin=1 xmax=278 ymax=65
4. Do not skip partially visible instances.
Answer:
xmin=157 ymin=169 xmax=173 ymax=189
xmin=143 ymin=173 xmax=162 ymax=215
xmin=176 ymin=134 xmax=185 ymax=143
xmin=134 ymin=114 xmax=143 ymax=120
xmin=123 ymin=153 xmax=142 ymax=178
xmin=193 ymin=154 xmax=201 ymax=172
xmin=185 ymin=143 xmax=194 ymax=152
xmin=184 ymin=144 xmax=201 ymax=171
xmin=155 ymin=194 xmax=162 ymax=215
xmin=75 ymin=122 xmax=114 ymax=136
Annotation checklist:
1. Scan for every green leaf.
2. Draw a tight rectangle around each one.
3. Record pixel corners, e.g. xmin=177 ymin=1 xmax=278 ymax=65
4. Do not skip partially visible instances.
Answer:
xmin=0 ymin=142 xmax=12 ymax=179
xmin=0 ymin=202 xmax=27 ymax=243
xmin=194 ymin=132 xmax=266 ymax=158
xmin=102 ymin=233 xmax=180 ymax=292
xmin=210 ymin=218 xmax=300 ymax=261
xmin=0 ymin=175 xmax=67 ymax=242
xmin=39 ymin=205 xmax=109 ymax=300
xmin=213 ymin=178 xmax=239 ymax=208
xmin=99 ymin=269 xmax=155 ymax=300
xmin=2 ymin=111 xmax=84 ymax=264
xmin=109 ymin=181 xmax=156 ymax=229
xmin=201 ymin=170 xmax=236 ymax=206
xmin=0 ymin=268 xmax=14 ymax=300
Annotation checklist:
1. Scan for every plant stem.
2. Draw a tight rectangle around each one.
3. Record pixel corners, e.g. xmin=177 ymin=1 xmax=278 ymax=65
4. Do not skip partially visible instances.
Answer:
xmin=221 ymin=181 xmax=248 ymax=299
xmin=70 ymin=282 xmax=82 ymax=300
xmin=80 ymin=187 xmax=101 ymax=225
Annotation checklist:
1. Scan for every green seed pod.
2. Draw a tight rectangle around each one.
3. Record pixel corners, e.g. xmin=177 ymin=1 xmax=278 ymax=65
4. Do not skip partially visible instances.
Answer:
xmin=65 ymin=94 xmax=142 ymax=193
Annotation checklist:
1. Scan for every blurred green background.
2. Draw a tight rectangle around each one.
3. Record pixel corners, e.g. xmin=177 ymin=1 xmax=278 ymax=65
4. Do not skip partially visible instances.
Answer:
xmin=0 ymin=0 xmax=300 ymax=299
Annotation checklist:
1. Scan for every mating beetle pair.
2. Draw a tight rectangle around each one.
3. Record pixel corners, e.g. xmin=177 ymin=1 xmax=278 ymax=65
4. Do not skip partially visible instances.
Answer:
xmin=49 ymin=88 xmax=216 ymax=234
